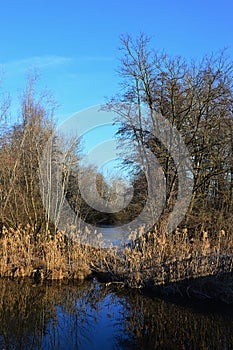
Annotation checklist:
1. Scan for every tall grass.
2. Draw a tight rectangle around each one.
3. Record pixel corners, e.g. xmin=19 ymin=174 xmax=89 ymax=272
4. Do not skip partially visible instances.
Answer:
xmin=94 ymin=227 xmax=233 ymax=288
xmin=0 ymin=225 xmax=105 ymax=280
xmin=0 ymin=225 xmax=232 ymax=290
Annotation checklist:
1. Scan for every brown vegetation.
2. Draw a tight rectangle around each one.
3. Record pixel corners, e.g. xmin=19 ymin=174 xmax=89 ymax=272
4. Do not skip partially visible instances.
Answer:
xmin=1 ymin=223 xmax=232 ymax=305
xmin=92 ymin=227 xmax=233 ymax=290
xmin=0 ymin=37 xmax=233 ymax=304
xmin=0 ymin=224 xmax=109 ymax=280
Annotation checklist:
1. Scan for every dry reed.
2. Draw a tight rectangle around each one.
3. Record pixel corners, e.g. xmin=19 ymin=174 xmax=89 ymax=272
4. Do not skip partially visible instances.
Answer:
xmin=0 ymin=225 xmax=232 ymax=291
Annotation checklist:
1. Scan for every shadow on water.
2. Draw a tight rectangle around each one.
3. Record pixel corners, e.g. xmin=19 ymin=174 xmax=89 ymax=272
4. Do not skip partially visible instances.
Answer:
xmin=0 ymin=278 xmax=232 ymax=350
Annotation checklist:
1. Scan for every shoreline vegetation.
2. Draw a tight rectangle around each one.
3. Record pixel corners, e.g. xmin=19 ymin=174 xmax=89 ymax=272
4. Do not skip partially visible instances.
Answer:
xmin=1 ymin=34 xmax=233 ymax=307
xmin=0 ymin=224 xmax=232 ymax=304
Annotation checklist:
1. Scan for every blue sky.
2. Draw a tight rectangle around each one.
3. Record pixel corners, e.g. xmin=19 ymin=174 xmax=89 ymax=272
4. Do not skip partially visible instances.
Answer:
xmin=0 ymin=0 xmax=233 ymax=122
xmin=1 ymin=0 xmax=233 ymax=178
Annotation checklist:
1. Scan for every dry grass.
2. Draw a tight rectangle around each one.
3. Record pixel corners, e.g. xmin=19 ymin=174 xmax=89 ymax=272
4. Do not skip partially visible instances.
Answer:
xmin=0 ymin=225 xmax=106 ymax=280
xmin=0 ymin=225 xmax=232 ymax=292
xmin=95 ymin=227 xmax=233 ymax=289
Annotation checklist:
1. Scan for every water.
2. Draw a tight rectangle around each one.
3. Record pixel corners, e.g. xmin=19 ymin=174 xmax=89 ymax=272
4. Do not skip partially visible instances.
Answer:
xmin=97 ymin=225 xmax=131 ymax=247
xmin=0 ymin=278 xmax=233 ymax=350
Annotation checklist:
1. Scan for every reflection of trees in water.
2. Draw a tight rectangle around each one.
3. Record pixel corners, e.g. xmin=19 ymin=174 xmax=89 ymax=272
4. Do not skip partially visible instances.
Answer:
xmin=0 ymin=279 xmax=55 ymax=350
xmin=114 ymin=288 xmax=233 ymax=350
xmin=0 ymin=279 xmax=232 ymax=350
xmin=0 ymin=279 xmax=108 ymax=350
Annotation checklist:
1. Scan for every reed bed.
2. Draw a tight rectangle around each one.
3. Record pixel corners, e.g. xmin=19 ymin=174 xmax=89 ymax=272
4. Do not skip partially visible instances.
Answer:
xmin=0 ymin=225 xmax=232 ymax=294
xmin=94 ymin=227 xmax=233 ymax=289
xmin=0 ymin=225 xmax=106 ymax=280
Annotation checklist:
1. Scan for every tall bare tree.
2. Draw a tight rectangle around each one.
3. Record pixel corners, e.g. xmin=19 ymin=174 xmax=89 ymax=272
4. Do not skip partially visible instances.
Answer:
xmin=107 ymin=34 xmax=233 ymax=234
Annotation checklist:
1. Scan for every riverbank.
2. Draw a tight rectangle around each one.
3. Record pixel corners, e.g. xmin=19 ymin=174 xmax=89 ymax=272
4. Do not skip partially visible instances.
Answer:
xmin=142 ymin=271 xmax=233 ymax=305
xmin=0 ymin=225 xmax=232 ymax=304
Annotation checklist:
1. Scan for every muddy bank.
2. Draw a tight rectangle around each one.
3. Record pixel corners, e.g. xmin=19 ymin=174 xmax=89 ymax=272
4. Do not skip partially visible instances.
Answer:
xmin=2 ymin=264 xmax=233 ymax=306
xmin=142 ymin=271 xmax=233 ymax=305
xmin=85 ymin=269 xmax=233 ymax=305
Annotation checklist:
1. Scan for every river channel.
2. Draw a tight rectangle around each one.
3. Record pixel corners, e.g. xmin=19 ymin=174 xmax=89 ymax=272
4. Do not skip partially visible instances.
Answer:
xmin=0 ymin=278 xmax=232 ymax=349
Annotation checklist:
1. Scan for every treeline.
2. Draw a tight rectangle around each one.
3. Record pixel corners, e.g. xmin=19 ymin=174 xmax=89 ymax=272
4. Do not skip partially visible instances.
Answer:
xmin=1 ymin=34 xmax=233 ymax=239
xmin=106 ymin=34 xmax=233 ymax=235
xmin=0 ymin=76 xmax=117 ymax=237
xmin=0 ymin=77 xmax=54 ymax=236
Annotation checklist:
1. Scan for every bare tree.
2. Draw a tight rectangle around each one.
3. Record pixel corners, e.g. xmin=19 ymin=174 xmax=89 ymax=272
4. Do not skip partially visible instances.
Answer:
xmin=107 ymin=34 xmax=233 ymax=234
xmin=0 ymin=74 xmax=56 ymax=235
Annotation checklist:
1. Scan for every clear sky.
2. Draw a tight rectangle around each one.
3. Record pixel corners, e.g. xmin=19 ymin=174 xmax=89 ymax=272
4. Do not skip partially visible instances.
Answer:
xmin=0 ymin=0 xmax=233 ymax=122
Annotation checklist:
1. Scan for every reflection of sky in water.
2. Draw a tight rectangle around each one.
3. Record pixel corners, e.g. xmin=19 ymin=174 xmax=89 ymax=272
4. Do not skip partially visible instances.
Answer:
xmin=45 ymin=294 xmax=125 ymax=350
xmin=1 ymin=279 xmax=233 ymax=350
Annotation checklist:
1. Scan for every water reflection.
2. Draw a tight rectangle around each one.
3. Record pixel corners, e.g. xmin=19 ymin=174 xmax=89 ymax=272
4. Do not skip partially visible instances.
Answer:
xmin=0 ymin=278 xmax=232 ymax=350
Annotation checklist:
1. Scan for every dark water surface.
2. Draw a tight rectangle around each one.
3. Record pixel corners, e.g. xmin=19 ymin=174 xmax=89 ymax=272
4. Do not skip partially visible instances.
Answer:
xmin=0 ymin=278 xmax=233 ymax=350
